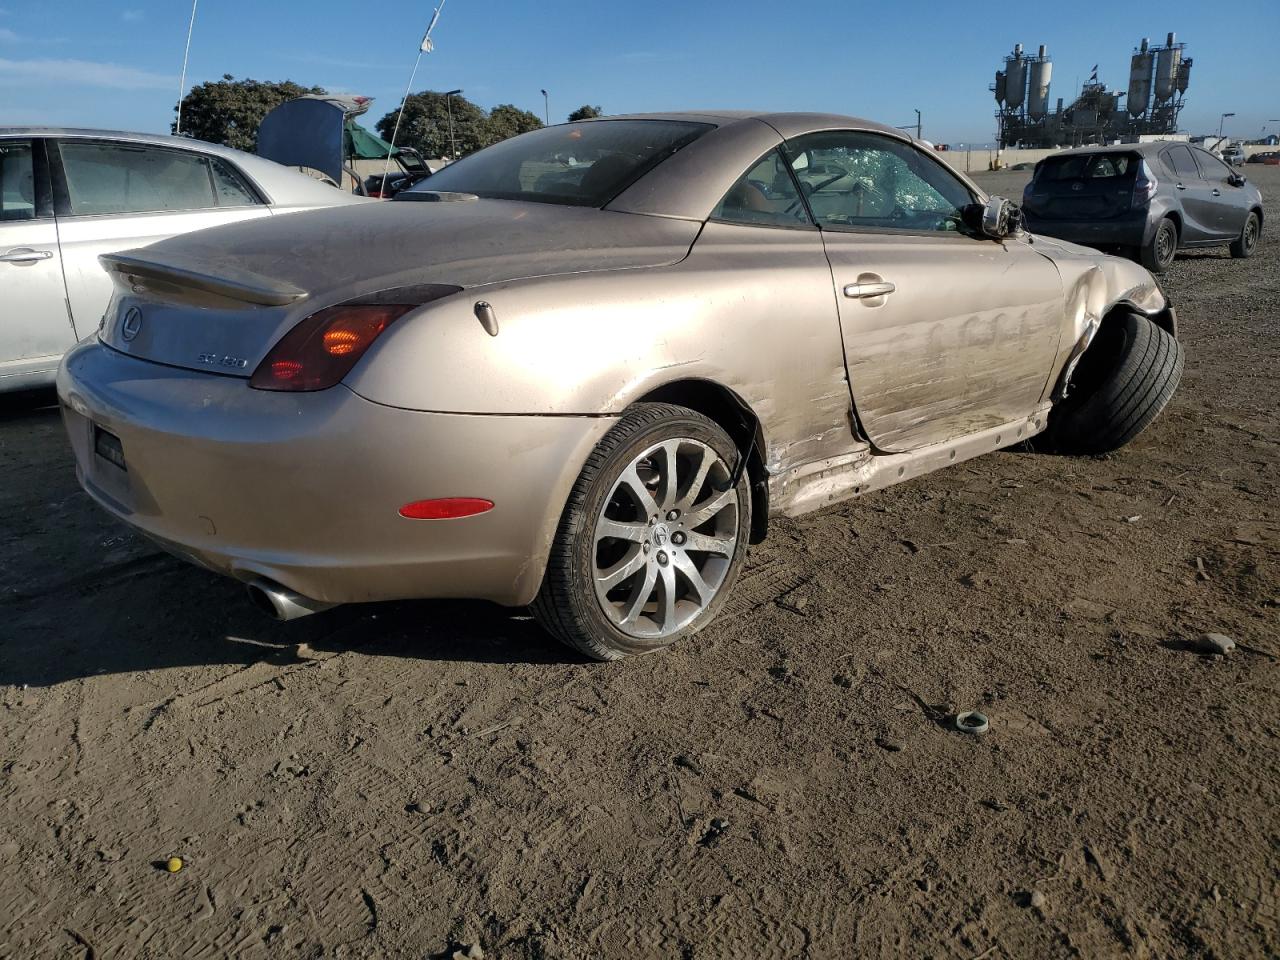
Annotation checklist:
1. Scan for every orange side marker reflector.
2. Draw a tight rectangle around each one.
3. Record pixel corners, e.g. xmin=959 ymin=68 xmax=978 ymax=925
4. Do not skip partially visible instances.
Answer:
xmin=399 ymin=498 xmax=494 ymax=520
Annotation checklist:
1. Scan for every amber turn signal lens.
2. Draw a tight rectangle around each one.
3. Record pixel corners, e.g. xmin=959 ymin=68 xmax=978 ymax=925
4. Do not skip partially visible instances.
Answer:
xmin=398 ymin=498 xmax=495 ymax=520
xmin=322 ymin=326 xmax=365 ymax=356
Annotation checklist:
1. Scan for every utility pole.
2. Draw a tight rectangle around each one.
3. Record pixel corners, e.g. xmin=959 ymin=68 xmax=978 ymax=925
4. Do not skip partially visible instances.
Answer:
xmin=1217 ymin=111 xmax=1235 ymax=145
xmin=915 ymin=108 xmax=922 ymax=140
xmin=541 ymin=89 xmax=549 ymax=125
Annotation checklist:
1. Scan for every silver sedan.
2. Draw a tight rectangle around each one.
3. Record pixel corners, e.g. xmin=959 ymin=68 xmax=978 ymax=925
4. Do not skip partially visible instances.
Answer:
xmin=1 ymin=128 xmax=366 ymax=391
xmin=57 ymin=112 xmax=1183 ymax=659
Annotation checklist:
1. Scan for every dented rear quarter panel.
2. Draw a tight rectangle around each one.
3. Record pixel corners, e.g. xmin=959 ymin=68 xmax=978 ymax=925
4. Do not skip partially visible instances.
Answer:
xmin=345 ymin=220 xmax=860 ymax=515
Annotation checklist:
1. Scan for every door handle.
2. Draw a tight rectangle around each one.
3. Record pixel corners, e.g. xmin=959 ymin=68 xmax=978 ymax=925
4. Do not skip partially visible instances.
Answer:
xmin=0 ymin=247 xmax=54 ymax=264
xmin=843 ymin=281 xmax=896 ymax=299
xmin=1175 ymin=182 xmax=1187 ymax=191
xmin=1211 ymin=188 xmax=1221 ymax=196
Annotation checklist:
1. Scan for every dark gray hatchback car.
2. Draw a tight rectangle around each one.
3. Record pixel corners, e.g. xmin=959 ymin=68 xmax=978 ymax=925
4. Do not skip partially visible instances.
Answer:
xmin=1022 ymin=142 xmax=1264 ymax=273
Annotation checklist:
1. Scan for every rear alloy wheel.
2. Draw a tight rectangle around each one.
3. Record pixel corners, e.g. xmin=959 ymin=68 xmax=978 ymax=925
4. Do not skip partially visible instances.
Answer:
xmin=533 ymin=403 xmax=751 ymax=660
xmin=1230 ymin=211 xmax=1260 ymax=259
xmin=1038 ymin=312 xmax=1183 ymax=455
xmin=1140 ymin=217 xmax=1178 ymax=274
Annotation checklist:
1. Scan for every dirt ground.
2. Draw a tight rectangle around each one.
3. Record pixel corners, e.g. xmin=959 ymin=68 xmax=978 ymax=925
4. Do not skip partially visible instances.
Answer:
xmin=2 ymin=167 xmax=1277 ymax=960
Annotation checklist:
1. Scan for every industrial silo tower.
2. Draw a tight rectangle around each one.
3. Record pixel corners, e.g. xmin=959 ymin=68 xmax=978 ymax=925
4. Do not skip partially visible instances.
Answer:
xmin=1154 ymin=31 xmax=1183 ymax=104
xmin=992 ymin=32 xmax=1189 ymax=148
xmin=1127 ymin=38 xmax=1154 ymax=118
xmin=1005 ymin=43 xmax=1027 ymax=112
xmin=1028 ymin=45 xmax=1053 ymax=120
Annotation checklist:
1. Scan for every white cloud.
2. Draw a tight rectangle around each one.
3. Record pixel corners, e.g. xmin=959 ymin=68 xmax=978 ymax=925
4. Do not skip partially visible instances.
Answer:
xmin=0 ymin=57 xmax=173 ymax=89
xmin=122 ymin=9 xmax=144 ymax=21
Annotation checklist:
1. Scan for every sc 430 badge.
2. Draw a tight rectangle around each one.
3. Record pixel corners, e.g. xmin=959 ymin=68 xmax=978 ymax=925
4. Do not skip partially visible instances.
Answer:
xmin=197 ymin=353 xmax=249 ymax=369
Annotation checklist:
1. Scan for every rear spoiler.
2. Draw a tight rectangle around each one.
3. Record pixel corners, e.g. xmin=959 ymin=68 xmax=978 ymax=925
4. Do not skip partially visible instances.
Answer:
xmin=100 ymin=251 xmax=308 ymax=307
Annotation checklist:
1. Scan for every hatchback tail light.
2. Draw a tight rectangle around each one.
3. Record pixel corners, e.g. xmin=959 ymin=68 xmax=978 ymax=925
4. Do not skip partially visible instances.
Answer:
xmin=1132 ymin=162 xmax=1158 ymax=207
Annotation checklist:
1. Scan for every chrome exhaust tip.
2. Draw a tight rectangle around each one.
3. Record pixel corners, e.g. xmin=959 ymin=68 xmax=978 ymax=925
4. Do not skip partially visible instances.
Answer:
xmin=245 ymin=578 xmax=336 ymax=621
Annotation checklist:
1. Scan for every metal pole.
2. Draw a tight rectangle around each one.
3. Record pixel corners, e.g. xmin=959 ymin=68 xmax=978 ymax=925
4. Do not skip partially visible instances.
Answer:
xmin=382 ymin=0 xmax=449 ymax=191
xmin=915 ymin=109 xmax=921 ymax=140
xmin=383 ymin=53 xmax=425 ymax=189
xmin=447 ymin=94 xmax=455 ymax=158
xmin=541 ymin=89 xmax=549 ymax=125
xmin=174 ymin=0 xmax=199 ymax=134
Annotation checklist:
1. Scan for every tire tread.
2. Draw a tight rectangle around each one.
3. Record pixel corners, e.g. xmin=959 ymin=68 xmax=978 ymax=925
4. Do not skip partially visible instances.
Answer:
xmin=532 ymin=402 xmax=749 ymax=661
xmin=1042 ymin=313 xmax=1183 ymax=455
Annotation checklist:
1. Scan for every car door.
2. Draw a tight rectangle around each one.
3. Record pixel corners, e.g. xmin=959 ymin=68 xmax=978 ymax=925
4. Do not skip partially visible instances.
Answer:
xmin=1160 ymin=145 xmax=1219 ymax=242
xmin=784 ymin=131 xmax=1062 ymax=452
xmin=50 ymin=138 xmax=271 ymax=330
xmin=0 ymin=138 xmax=77 ymax=381
xmin=1190 ymin=147 xmax=1250 ymax=239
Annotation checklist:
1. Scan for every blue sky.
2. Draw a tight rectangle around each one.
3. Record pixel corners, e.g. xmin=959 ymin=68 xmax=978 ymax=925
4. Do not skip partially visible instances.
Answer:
xmin=2 ymin=1 xmax=1278 ymax=145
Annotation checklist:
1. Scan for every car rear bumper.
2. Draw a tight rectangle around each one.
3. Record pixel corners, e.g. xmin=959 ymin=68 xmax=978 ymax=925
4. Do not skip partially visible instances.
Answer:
xmin=57 ymin=340 xmax=614 ymax=607
xmin=1024 ymin=213 xmax=1152 ymax=248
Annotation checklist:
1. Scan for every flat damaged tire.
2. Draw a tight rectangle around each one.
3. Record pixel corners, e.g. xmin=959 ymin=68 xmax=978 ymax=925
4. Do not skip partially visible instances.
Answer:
xmin=533 ymin=403 xmax=751 ymax=661
xmin=1040 ymin=312 xmax=1183 ymax=455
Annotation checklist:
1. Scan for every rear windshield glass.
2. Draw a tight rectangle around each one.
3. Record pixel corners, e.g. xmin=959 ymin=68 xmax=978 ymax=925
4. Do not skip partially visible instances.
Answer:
xmin=1038 ymin=153 xmax=1137 ymax=181
xmin=400 ymin=119 xmax=712 ymax=207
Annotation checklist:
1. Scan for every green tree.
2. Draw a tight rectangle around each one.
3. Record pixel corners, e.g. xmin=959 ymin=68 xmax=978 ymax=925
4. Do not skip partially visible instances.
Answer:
xmin=483 ymin=104 xmax=544 ymax=146
xmin=567 ymin=104 xmax=603 ymax=122
xmin=375 ymin=91 xmax=487 ymax=159
xmin=172 ymin=75 xmax=325 ymax=151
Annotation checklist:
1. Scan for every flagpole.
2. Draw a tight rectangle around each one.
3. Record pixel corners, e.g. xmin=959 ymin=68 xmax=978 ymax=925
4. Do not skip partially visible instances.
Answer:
xmin=382 ymin=0 xmax=449 ymax=193
xmin=174 ymin=0 xmax=199 ymax=135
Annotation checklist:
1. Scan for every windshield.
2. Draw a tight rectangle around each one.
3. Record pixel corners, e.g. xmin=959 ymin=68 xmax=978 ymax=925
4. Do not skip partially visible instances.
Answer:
xmin=395 ymin=149 xmax=427 ymax=174
xmin=400 ymin=119 xmax=712 ymax=207
xmin=1037 ymin=153 xmax=1137 ymax=182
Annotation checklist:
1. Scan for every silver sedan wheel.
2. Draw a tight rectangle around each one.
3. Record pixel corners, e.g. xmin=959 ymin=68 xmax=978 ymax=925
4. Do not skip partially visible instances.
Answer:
xmin=591 ymin=438 xmax=739 ymax=639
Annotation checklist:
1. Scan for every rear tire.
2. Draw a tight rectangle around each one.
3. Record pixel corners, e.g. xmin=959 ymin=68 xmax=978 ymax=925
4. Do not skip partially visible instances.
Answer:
xmin=1039 ymin=313 xmax=1183 ymax=455
xmin=533 ymin=403 xmax=751 ymax=661
xmin=1139 ymin=217 xmax=1178 ymax=273
xmin=1230 ymin=211 xmax=1260 ymax=258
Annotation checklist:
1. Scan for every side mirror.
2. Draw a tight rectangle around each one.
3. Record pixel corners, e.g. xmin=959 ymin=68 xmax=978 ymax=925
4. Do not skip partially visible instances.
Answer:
xmin=1228 ymin=172 xmax=1246 ymax=187
xmin=965 ymin=196 xmax=1020 ymax=239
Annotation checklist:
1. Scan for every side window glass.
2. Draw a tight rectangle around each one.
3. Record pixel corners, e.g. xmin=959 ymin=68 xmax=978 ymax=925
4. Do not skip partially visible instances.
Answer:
xmin=59 ymin=141 xmax=219 ymax=216
xmin=0 ymin=141 xmax=36 ymax=222
xmin=1192 ymin=148 xmax=1231 ymax=182
xmin=786 ymin=132 xmax=973 ymax=233
xmin=210 ymin=158 xmax=259 ymax=205
xmin=1166 ymin=146 xmax=1200 ymax=180
xmin=710 ymin=149 xmax=811 ymax=227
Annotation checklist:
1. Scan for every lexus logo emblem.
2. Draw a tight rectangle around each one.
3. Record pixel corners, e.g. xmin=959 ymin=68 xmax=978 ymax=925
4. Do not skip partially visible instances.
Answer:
xmin=120 ymin=306 xmax=143 ymax=342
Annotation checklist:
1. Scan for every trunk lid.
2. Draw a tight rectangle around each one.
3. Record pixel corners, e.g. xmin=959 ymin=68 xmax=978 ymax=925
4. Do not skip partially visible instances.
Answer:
xmin=98 ymin=199 xmax=701 ymax=376
xmin=1023 ymin=152 xmax=1140 ymax=221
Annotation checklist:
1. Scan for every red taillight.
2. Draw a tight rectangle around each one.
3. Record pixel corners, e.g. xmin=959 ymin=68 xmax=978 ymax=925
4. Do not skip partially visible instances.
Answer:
xmin=250 ymin=304 xmax=414 ymax=392
xmin=1132 ymin=162 xmax=1158 ymax=207
xmin=398 ymin=498 xmax=494 ymax=520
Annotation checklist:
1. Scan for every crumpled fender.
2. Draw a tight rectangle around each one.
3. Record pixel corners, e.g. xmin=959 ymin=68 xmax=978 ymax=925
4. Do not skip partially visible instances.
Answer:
xmin=1029 ymin=234 xmax=1176 ymax=398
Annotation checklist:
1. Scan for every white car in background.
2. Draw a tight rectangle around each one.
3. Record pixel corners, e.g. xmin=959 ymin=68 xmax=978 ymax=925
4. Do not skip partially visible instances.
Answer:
xmin=0 ymin=128 xmax=368 ymax=392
